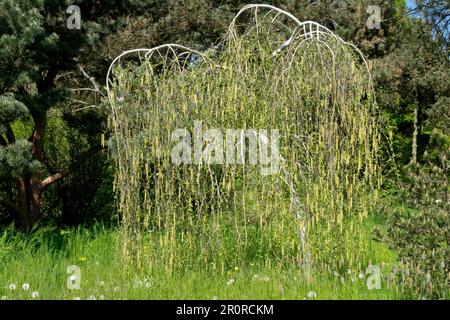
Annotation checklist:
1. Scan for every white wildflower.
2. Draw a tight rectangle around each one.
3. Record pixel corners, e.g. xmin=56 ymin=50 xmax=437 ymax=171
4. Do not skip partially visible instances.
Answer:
xmin=8 ymin=284 xmax=16 ymax=290
xmin=22 ymin=283 xmax=30 ymax=291
xmin=426 ymin=272 xmax=432 ymax=284
xmin=226 ymin=278 xmax=235 ymax=286
xmin=133 ymin=279 xmax=143 ymax=288
xmin=31 ymin=292 xmax=39 ymax=299
xmin=260 ymin=276 xmax=270 ymax=282
xmin=307 ymin=291 xmax=317 ymax=299
xmin=279 ymin=286 xmax=285 ymax=294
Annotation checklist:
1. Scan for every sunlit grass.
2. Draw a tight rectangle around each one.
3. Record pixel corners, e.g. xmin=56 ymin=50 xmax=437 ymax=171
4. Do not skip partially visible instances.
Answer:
xmin=0 ymin=217 xmax=401 ymax=300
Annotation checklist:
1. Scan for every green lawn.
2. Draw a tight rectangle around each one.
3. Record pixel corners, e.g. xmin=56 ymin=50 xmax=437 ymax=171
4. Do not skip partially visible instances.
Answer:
xmin=0 ymin=215 xmax=402 ymax=300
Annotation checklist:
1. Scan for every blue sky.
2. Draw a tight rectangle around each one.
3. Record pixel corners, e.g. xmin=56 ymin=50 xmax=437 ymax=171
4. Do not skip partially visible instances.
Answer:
xmin=405 ymin=0 xmax=416 ymax=9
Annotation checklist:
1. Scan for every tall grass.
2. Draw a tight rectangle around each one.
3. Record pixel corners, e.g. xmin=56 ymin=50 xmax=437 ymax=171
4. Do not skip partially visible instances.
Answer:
xmin=0 ymin=222 xmax=400 ymax=300
xmin=107 ymin=5 xmax=383 ymax=276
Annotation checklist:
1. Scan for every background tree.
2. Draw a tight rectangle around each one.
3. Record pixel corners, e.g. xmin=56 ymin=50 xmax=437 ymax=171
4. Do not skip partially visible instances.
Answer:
xmin=0 ymin=0 xmax=157 ymax=229
xmin=410 ymin=0 xmax=450 ymax=42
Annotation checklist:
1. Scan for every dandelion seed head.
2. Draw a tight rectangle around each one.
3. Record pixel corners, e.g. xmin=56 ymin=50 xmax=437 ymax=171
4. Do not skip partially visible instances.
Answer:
xmin=8 ymin=284 xmax=16 ymax=290
xmin=307 ymin=291 xmax=317 ymax=299
xmin=426 ymin=272 xmax=432 ymax=284
xmin=31 ymin=291 xmax=39 ymax=299
xmin=22 ymin=283 xmax=30 ymax=291
xmin=133 ymin=279 xmax=144 ymax=288
xmin=226 ymin=278 xmax=235 ymax=286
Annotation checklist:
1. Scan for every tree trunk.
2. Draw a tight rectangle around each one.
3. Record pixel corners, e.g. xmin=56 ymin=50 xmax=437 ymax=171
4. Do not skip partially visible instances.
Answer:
xmin=27 ymin=180 xmax=42 ymax=228
xmin=411 ymin=105 xmax=419 ymax=165
xmin=13 ymin=112 xmax=47 ymax=229
xmin=15 ymin=176 xmax=42 ymax=230
xmin=5 ymin=138 xmax=104 ymax=229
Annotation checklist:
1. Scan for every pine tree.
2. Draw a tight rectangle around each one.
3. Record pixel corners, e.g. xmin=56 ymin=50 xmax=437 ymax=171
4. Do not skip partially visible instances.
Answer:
xmin=0 ymin=0 xmax=154 ymax=229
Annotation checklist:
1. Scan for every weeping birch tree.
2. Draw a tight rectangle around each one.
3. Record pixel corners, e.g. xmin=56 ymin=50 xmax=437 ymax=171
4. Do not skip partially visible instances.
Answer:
xmin=107 ymin=4 xmax=383 ymax=272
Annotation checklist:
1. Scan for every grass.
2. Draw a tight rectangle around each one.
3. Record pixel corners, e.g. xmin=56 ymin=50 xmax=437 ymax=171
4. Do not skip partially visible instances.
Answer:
xmin=0 ymin=215 xmax=402 ymax=300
